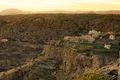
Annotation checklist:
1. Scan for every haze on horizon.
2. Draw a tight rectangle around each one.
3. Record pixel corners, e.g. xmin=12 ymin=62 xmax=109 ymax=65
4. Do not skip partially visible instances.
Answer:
xmin=0 ymin=0 xmax=120 ymax=12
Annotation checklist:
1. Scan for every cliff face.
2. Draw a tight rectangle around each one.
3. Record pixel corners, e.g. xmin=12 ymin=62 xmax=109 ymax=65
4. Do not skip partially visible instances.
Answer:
xmin=0 ymin=39 xmax=118 ymax=80
xmin=41 ymin=40 xmax=118 ymax=80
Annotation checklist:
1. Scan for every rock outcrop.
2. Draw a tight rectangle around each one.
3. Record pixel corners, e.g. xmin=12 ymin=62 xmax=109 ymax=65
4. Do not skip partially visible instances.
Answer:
xmin=40 ymin=40 xmax=119 ymax=80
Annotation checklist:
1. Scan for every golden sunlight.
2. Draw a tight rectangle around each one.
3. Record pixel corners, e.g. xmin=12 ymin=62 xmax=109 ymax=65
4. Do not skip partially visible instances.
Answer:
xmin=0 ymin=0 xmax=120 ymax=11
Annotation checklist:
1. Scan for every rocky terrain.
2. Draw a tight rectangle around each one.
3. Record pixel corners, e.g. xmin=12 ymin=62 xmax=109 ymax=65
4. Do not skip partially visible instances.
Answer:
xmin=0 ymin=38 xmax=119 ymax=80
xmin=0 ymin=14 xmax=119 ymax=80
xmin=0 ymin=14 xmax=120 ymax=43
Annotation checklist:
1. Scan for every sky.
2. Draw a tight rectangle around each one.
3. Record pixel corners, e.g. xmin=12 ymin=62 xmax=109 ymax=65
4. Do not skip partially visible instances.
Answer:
xmin=0 ymin=0 xmax=120 ymax=12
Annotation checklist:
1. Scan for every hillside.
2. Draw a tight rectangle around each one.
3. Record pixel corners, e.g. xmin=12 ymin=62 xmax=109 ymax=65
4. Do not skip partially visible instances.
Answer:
xmin=0 ymin=38 xmax=119 ymax=80
xmin=0 ymin=14 xmax=119 ymax=80
xmin=0 ymin=9 xmax=24 ymax=15
xmin=0 ymin=14 xmax=120 ymax=43
xmin=0 ymin=9 xmax=33 ymax=15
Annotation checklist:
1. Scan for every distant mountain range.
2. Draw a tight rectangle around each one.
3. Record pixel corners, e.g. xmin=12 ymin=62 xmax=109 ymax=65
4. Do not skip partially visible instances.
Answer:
xmin=0 ymin=9 xmax=33 ymax=15
xmin=95 ymin=10 xmax=120 ymax=14
xmin=0 ymin=9 xmax=120 ymax=15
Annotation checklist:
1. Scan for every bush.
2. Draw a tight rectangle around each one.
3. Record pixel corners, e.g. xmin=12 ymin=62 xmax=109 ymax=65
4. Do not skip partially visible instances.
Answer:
xmin=82 ymin=73 xmax=110 ymax=80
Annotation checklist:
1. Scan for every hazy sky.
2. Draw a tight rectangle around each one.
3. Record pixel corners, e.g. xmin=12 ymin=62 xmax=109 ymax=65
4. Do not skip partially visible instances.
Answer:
xmin=0 ymin=0 xmax=120 ymax=11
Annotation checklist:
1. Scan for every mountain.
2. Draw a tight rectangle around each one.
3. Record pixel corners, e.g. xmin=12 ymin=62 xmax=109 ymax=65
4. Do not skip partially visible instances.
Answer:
xmin=0 ymin=9 xmax=120 ymax=15
xmin=74 ymin=10 xmax=120 ymax=14
xmin=0 ymin=9 xmax=33 ymax=15
xmin=95 ymin=10 xmax=120 ymax=14
xmin=39 ymin=10 xmax=120 ymax=14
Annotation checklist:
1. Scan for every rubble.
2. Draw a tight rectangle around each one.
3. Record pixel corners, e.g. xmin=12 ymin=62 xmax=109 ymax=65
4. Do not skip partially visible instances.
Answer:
xmin=63 ymin=36 xmax=80 ymax=42
xmin=99 ymin=64 xmax=118 ymax=80
xmin=104 ymin=44 xmax=111 ymax=49
xmin=0 ymin=39 xmax=8 ymax=43
xmin=88 ymin=29 xmax=101 ymax=38
xmin=64 ymin=30 xmax=102 ymax=43
xmin=80 ymin=35 xmax=95 ymax=42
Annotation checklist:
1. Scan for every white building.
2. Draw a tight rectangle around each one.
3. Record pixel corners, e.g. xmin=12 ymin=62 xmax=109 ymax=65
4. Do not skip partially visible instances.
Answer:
xmin=104 ymin=44 xmax=111 ymax=49
xmin=109 ymin=35 xmax=115 ymax=40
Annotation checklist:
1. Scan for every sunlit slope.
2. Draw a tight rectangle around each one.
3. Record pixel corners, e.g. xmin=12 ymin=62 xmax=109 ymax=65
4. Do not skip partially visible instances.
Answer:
xmin=0 ymin=14 xmax=120 ymax=43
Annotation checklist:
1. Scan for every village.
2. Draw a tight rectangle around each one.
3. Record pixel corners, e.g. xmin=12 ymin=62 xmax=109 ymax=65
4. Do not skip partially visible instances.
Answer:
xmin=0 ymin=29 xmax=120 ymax=53
xmin=63 ymin=30 xmax=120 ymax=54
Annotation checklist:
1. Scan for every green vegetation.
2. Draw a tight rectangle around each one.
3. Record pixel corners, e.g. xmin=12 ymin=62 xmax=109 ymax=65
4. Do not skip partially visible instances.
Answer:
xmin=74 ymin=70 xmax=112 ymax=80
xmin=82 ymin=73 xmax=111 ymax=80
xmin=65 ymin=41 xmax=104 ymax=53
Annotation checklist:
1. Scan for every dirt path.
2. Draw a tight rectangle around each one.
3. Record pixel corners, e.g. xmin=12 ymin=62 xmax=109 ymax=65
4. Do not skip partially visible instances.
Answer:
xmin=0 ymin=56 xmax=48 ymax=79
